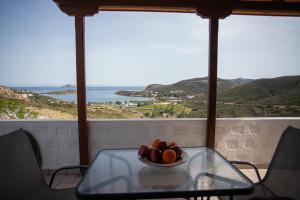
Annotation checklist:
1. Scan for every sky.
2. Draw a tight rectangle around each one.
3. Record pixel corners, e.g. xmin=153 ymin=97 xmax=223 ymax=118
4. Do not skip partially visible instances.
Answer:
xmin=0 ymin=0 xmax=299 ymax=87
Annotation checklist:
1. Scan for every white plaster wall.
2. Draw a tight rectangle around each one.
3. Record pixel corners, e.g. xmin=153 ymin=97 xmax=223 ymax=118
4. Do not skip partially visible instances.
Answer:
xmin=0 ymin=118 xmax=299 ymax=169
xmin=88 ymin=119 xmax=206 ymax=159
xmin=215 ymin=118 xmax=300 ymax=166
xmin=0 ymin=120 xmax=79 ymax=169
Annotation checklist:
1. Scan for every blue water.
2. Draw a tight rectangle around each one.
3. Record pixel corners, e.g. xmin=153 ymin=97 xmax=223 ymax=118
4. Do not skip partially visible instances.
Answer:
xmin=14 ymin=86 xmax=153 ymax=103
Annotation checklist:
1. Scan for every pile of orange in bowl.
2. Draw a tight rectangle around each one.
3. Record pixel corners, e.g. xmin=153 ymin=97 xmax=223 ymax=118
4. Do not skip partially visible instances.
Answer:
xmin=138 ymin=139 xmax=182 ymax=164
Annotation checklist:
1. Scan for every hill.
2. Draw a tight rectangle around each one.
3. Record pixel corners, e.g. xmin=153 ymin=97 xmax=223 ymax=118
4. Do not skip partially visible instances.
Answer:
xmin=62 ymin=84 xmax=76 ymax=89
xmin=0 ymin=86 xmax=35 ymax=119
xmin=228 ymin=78 xmax=254 ymax=85
xmin=117 ymin=75 xmax=300 ymax=117
xmin=117 ymin=77 xmax=253 ymax=98
xmin=186 ymin=75 xmax=300 ymax=117
xmin=117 ymin=75 xmax=300 ymax=106
xmin=0 ymin=86 xmax=28 ymax=100
xmin=145 ymin=77 xmax=253 ymax=96
xmin=218 ymin=76 xmax=300 ymax=105
xmin=0 ymin=86 xmax=76 ymax=119
xmin=145 ymin=77 xmax=236 ymax=96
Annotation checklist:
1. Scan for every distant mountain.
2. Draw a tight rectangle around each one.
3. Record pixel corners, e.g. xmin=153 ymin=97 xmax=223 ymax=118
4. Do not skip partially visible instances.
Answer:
xmin=117 ymin=77 xmax=253 ymax=97
xmin=228 ymin=78 xmax=254 ymax=85
xmin=145 ymin=77 xmax=251 ymax=97
xmin=219 ymin=76 xmax=300 ymax=105
xmin=62 ymin=84 xmax=76 ymax=89
xmin=116 ymin=75 xmax=300 ymax=108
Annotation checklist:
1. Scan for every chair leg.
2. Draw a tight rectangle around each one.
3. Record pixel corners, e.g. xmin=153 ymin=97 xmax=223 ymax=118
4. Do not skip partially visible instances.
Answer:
xmin=200 ymin=196 xmax=204 ymax=200
xmin=80 ymin=168 xmax=86 ymax=176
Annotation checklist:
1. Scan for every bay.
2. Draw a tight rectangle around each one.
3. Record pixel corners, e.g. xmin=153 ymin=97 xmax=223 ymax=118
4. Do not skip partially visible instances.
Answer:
xmin=14 ymin=86 xmax=153 ymax=103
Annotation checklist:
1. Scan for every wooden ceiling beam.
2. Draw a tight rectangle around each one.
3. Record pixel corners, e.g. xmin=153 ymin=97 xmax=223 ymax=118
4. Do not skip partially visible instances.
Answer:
xmin=53 ymin=0 xmax=100 ymax=16
xmin=54 ymin=0 xmax=300 ymax=16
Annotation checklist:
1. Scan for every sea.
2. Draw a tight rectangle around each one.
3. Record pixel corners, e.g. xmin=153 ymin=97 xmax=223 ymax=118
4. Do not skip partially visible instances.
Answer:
xmin=14 ymin=86 xmax=153 ymax=103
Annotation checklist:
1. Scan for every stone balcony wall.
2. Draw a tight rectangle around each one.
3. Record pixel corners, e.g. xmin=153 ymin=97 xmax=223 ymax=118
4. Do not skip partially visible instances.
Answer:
xmin=0 ymin=118 xmax=299 ymax=169
xmin=215 ymin=118 xmax=300 ymax=167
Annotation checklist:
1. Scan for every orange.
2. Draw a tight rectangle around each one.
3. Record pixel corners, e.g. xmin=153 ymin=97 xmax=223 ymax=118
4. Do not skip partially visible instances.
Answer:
xmin=162 ymin=149 xmax=177 ymax=164
xmin=168 ymin=141 xmax=176 ymax=147
xmin=152 ymin=139 xmax=160 ymax=148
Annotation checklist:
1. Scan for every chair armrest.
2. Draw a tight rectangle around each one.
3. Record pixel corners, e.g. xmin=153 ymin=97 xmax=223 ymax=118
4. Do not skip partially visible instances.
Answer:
xmin=49 ymin=165 xmax=88 ymax=187
xmin=229 ymin=161 xmax=262 ymax=182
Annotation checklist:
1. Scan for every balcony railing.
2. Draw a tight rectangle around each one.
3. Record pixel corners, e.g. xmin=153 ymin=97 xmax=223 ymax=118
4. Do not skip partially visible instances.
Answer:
xmin=0 ymin=118 xmax=299 ymax=169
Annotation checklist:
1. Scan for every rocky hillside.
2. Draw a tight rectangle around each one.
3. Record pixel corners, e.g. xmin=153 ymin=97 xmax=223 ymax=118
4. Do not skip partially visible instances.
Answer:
xmin=0 ymin=86 xmax=29 ymax=100
xmin=0 ymin=86 xmax=76 ymax=119
xmin=0 ymin=86 xmax=36 ymax=119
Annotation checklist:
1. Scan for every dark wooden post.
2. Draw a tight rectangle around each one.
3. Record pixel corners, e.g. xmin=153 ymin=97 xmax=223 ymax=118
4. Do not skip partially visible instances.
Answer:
xmin=53 ymin=1 xmax=99 ymax=166
xmin=196 ymin=7 xmax=230 ymax=148
xmin=206 ymin=17 xmax=219 ymax=148
xmin=75 ymin=14 xmax=89 ymax=165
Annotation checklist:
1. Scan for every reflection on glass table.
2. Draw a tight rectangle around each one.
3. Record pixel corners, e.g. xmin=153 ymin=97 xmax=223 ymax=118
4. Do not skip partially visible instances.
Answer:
xmin=76 ymin=147 xmax=254 ymax=200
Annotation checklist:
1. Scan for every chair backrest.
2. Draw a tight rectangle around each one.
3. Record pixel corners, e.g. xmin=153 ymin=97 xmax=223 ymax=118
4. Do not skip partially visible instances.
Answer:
xmin=264 ymin=126 xmax=300 ymax=199
xmin=23 ymin=128 xmax=42 ymax=168
xmin=0 ymin=129 xmax=46 ymax=200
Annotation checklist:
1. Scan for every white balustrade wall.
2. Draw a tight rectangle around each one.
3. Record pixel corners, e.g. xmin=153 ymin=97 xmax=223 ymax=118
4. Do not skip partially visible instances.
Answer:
xmin=0 ymin=118 xmax=299 ymax=169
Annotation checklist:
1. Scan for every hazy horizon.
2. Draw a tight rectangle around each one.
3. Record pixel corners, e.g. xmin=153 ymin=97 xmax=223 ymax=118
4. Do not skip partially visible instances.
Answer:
xmin=3 ymin=75 xmax=299 ymax=88
xmin=1 ymin=0 xmax=300 ymax=87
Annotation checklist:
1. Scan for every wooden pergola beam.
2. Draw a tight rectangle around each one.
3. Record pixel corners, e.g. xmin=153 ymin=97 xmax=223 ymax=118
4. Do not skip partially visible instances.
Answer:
xmin=196 ymin=9 xmax=228 ymax=149
xmin=75 ymin=14 xmax=89 ymax=165
xmin=54 ymin=0 xmax=300 ymax=16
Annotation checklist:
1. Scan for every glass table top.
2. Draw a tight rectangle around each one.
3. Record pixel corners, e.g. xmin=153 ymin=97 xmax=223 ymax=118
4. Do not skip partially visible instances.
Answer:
xmin=77 ymin=147 xmax=253 ymax=199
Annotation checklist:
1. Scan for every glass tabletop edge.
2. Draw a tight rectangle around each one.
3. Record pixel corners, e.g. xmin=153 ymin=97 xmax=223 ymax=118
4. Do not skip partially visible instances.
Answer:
xmin=89 ymin=146 xmax=255 ymax=188
xmin=212 ymin=148 xmax=255 ymax=188
xmin=76 ymin=186 xmax=255 ymax=200
xmin=76 ymin=146 xmax=255 ymax=199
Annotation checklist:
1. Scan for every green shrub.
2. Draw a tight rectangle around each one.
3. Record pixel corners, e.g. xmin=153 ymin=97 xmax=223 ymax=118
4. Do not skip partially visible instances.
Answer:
xmin=0 ymin=98 xmax=38 ymax=119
